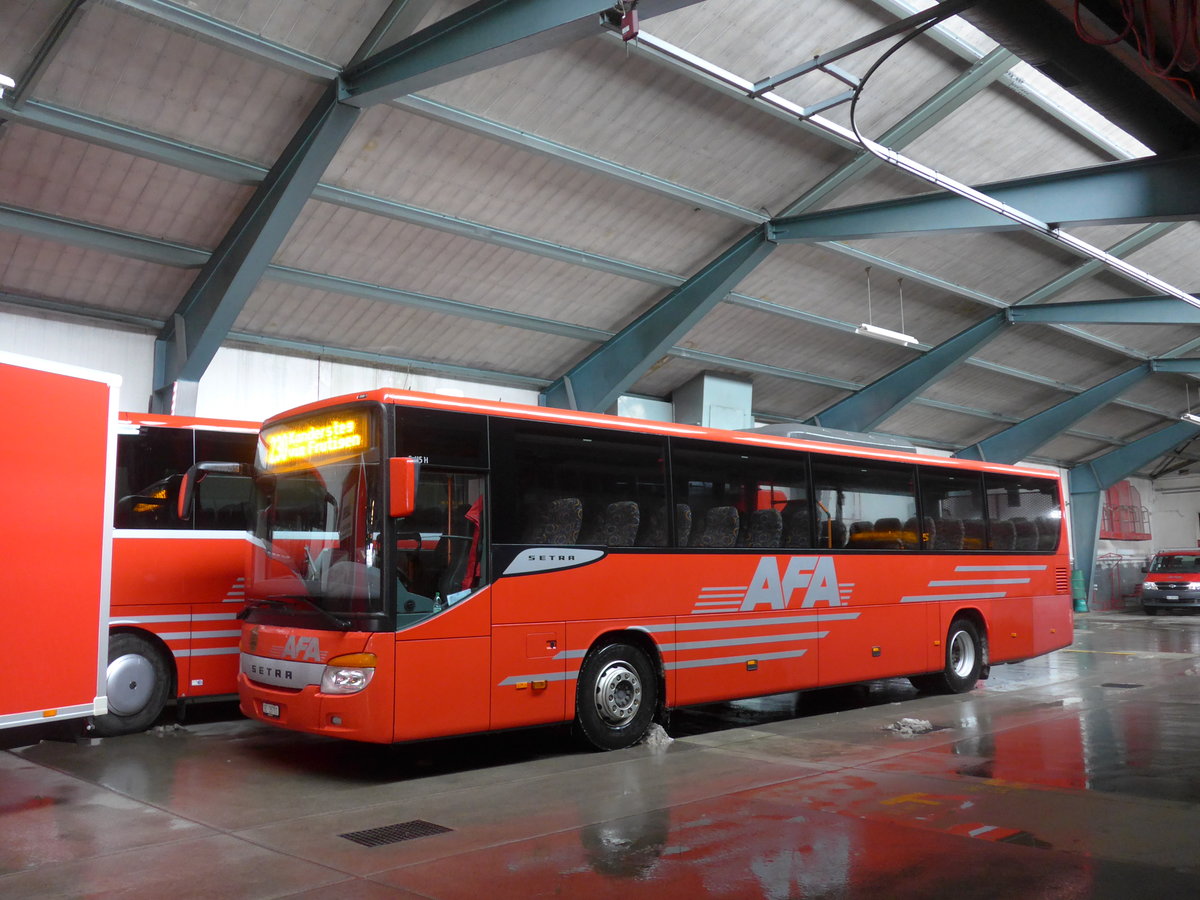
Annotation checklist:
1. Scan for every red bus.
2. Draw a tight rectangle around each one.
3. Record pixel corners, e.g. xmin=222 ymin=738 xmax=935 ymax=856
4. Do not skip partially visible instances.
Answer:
xmin=94 ymin=412 xmax=258 ymax=735
xmin=237 ymin=389 xmax=1072 ymax=750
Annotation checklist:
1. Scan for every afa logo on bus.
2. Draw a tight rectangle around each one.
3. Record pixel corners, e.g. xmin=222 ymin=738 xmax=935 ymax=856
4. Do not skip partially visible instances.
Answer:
xmin=696 ymin=556 xmax=851 ymax=613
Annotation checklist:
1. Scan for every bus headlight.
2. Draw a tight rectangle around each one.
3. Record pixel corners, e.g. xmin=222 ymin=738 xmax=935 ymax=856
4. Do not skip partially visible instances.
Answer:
xmin=321 ymin=653 xmax=377 ymax=694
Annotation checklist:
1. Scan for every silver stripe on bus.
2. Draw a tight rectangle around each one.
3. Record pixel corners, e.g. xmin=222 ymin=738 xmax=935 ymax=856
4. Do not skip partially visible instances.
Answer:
xmin=648 ymin=611 xmax=861 ymax=632
xmin=194 ymin=613 xmax=240 ymax=621
xmin=954 ymin=565 xmax=1047 ymax=572
xmin=175 ymin=647 xmax=240 ymax=657
xmin=109 ymin=615 xmax=187 ymax=624
xmin=661 ymin=631 xmax=827 ymax=652
xmin=156 ymin=630 xmax=242 ymax=640
xmin=900 ymin=592 xmax=1007 ymax=603
xmin=497 ymin=671 xmax=577 ymax=686
xmin=697 ymin=593 xmax=748 ymax=600
xmin=928 ymin=578 xmax=1030 ymax=586
xmin=667 ymin=648 xmax=809 ymax=670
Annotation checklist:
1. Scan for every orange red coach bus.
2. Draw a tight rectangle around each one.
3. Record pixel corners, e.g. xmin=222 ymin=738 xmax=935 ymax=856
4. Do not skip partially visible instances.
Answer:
xmin=94 ymin=412 xmax=258 ymax=735
xmin=237 ymin=389 xmax=1073 ymax=750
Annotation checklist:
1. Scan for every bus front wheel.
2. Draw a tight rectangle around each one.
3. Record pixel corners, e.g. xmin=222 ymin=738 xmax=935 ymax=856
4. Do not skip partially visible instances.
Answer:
xmin=92 ymin=633 xmax=171 ymax=737
xmin=575 ymin=642 xmax=657 ymax=751
xmin=910 ymin=619 xmax=983 ymax=695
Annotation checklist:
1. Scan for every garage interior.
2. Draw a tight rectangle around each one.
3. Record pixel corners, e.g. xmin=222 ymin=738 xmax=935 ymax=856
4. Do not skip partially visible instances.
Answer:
xmin=4 ymin=0 xmax=1200 ymax=895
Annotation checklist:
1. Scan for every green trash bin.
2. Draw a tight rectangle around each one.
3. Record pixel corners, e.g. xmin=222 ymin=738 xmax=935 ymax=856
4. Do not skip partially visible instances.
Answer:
xmin=1070 ymin=569 xmax=1088 ymax=612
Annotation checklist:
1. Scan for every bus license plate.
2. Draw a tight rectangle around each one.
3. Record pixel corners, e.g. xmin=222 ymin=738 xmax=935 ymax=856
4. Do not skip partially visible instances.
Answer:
xmin=1166 ymin=595 xmax=1179 ymax=601
xmin=262 ymin=702 xmax=280 ymax=718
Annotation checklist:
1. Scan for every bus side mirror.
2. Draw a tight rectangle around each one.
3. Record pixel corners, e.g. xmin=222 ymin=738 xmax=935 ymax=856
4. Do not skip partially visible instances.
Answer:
xmin=390 ymin=457 xmax=419 ymax=518
xmin=178 ymin=461 xmax=252 ymax=521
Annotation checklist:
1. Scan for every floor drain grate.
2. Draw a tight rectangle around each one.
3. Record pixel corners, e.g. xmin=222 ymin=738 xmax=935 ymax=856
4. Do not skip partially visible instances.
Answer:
xmin=339 ymin=820 xmax=452 ymax=847
xmin=1100 ymin=682 xmax=1143 ymax=689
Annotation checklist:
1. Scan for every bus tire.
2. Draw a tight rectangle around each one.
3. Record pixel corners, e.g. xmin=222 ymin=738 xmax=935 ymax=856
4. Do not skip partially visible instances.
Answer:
xmin=575 ymin=642 xmax=657 ymax=751
xmin=92 ymin=633 xmax=172 ymax=737
xmin=909 ymin=619 xmax=983 ymax=695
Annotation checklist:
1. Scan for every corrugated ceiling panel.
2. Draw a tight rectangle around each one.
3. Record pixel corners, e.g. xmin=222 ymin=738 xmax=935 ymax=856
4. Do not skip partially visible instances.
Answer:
xmin=1116 ymin=378 xmax=1184 ymax=414
xmin=649 ymin=0 xmax=971 ymax=139
xmin=323 ymin=105 xmax=746 ymax=277
xmin=919 ymin=364 xmax=1066 ymax=419
xmin=735 ymin=241 xmax=986 ymax=345
xmin=1073 ymin=404 xmax=1169 ymax=441
xmin=238 ymin=281 xmax=588 ymax=380
xmin=969 ymin=328 xmax=1127 ymax=389
xmin=421 ymin=37 xmax=852 ymax=213
xmin=746 ymin=374 xmax=850 ymax=423
xmin=0 ymin=231 xmax=194 ymax=317
xmin=0 ymin=123 xmax=251 ymax=247
xmin=275 ymin=201 xmax=658 ymax=331
xmin=907 ymin=86 xmax=1116 ymax=185
xmin=0 ymin=0 xmax=63 ymax=77
xmin=1036 ymin=433 xmax=1113 ymax=463
xmin=679 ymin=302 xmax=914 ymax=388
xmin=875 ymin=403 xmax=1004 ymax=449
xmin=181 ymin=0 xmax=392 ymax=65
xmin=36 ymin=3 xmax=323 ymax=162
xmin=841 ymin=230 xmax=1079 ymax=305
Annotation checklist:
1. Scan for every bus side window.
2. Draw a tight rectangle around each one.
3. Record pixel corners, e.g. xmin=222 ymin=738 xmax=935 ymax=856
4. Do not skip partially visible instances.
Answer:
xmin=490 ymin=419 xmax=667 ymax=548
xmin=984 ymin=473 xmax=1061 ymax=551
xmin=811 ymin=456 xmax=917 ymax=552
xmin=394 ymin=473 xmax=485 ymax=616
xmin=672 ymin=438 xmax=808 ymax=550
xmin=114 ymin=427 xmax=192 ymax=529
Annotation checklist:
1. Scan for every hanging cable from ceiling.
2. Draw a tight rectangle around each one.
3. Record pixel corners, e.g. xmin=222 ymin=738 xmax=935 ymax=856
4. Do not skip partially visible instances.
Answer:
xmin=1072 ymin=0 xmax=1200 ymax=99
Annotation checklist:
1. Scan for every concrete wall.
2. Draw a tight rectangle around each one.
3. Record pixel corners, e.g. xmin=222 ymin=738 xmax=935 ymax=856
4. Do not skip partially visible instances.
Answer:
xmin=0 ymin=307 xmax=539 ymax=421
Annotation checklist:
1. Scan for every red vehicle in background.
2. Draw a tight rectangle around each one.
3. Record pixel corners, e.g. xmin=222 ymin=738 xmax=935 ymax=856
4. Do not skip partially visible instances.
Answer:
xmin=2 ymin=352 xmax=117 ymax=731
xmin=98 ymin=411 xmax=259 ymax=735
xmin=1139 ymin=548 xmax=1200 ymax=615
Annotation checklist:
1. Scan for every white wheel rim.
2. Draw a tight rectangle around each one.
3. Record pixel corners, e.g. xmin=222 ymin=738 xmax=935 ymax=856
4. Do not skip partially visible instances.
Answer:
xmin=949 ymin=630 xmax=976 ymax=678
xmin=593 ymin=660 xmax=642 ymax=727
xmin=106 ymin=652 xmax=157 ymax=716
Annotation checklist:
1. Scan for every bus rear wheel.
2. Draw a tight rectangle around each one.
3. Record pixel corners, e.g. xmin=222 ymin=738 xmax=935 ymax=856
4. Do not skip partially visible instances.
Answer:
xmin=92 ymin=633 xmax=171 ymax=737
xmin=909 ymin=619 xmax=983 ymax=695
xmin=575 ymin=642 xmax=657 ymax=751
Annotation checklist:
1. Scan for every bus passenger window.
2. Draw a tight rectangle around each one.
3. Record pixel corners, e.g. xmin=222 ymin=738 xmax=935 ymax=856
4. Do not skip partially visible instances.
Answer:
xmin=984 ymin=473 xmax=1061 ymax=551
xmin=918 ymin=468 xmax=984 ymax=552
xmin=811 ymin=456 xmax=917 ymax=551
xmin=490 ymin=419 xmax=666 ymax=548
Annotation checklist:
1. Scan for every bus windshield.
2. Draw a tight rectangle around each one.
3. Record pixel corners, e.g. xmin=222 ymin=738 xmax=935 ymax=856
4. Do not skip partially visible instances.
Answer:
xmin=249 ymin=409 xmax=385 ymax=627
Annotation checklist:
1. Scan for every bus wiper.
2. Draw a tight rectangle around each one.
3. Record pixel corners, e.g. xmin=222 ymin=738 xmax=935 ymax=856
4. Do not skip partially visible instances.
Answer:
xmin=242 ymin=595 xmax=351 ymax=630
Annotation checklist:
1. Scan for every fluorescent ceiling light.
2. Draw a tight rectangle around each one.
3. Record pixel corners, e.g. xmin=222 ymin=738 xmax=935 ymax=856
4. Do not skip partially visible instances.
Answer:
xmin=856 ymin=322 xmax=919 ymax=347
xmin=1181 ymin=413 xmax=1200 ymax=425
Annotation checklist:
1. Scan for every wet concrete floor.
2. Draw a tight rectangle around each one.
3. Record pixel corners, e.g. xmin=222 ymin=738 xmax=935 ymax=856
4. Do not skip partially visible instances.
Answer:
xmin=3 ymin=610 xmax=1200 ymax=898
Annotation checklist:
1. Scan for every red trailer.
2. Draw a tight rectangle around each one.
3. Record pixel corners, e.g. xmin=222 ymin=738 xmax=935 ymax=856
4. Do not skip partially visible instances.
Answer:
xmin=0 ymin=352 xmax=117 ymax=729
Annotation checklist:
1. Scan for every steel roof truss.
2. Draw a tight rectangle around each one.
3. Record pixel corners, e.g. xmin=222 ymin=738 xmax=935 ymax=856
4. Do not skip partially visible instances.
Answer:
xmin=341 ymin=0 xmax=701 ymax=107
xmin=151 ymin=83 xmax=361 ymax=413
xmin=807 ymin=313 xmax=1008 ymax=432
xmin=541 ymin=225 xmax=777 ymax=412
xmin=773 ymin=153 xmax=1200 ymax=242
xmin=1008 ymin=297 xmax=1200 ymax=325
xmin=955 ymin=364 xmax=1151 ymax=463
